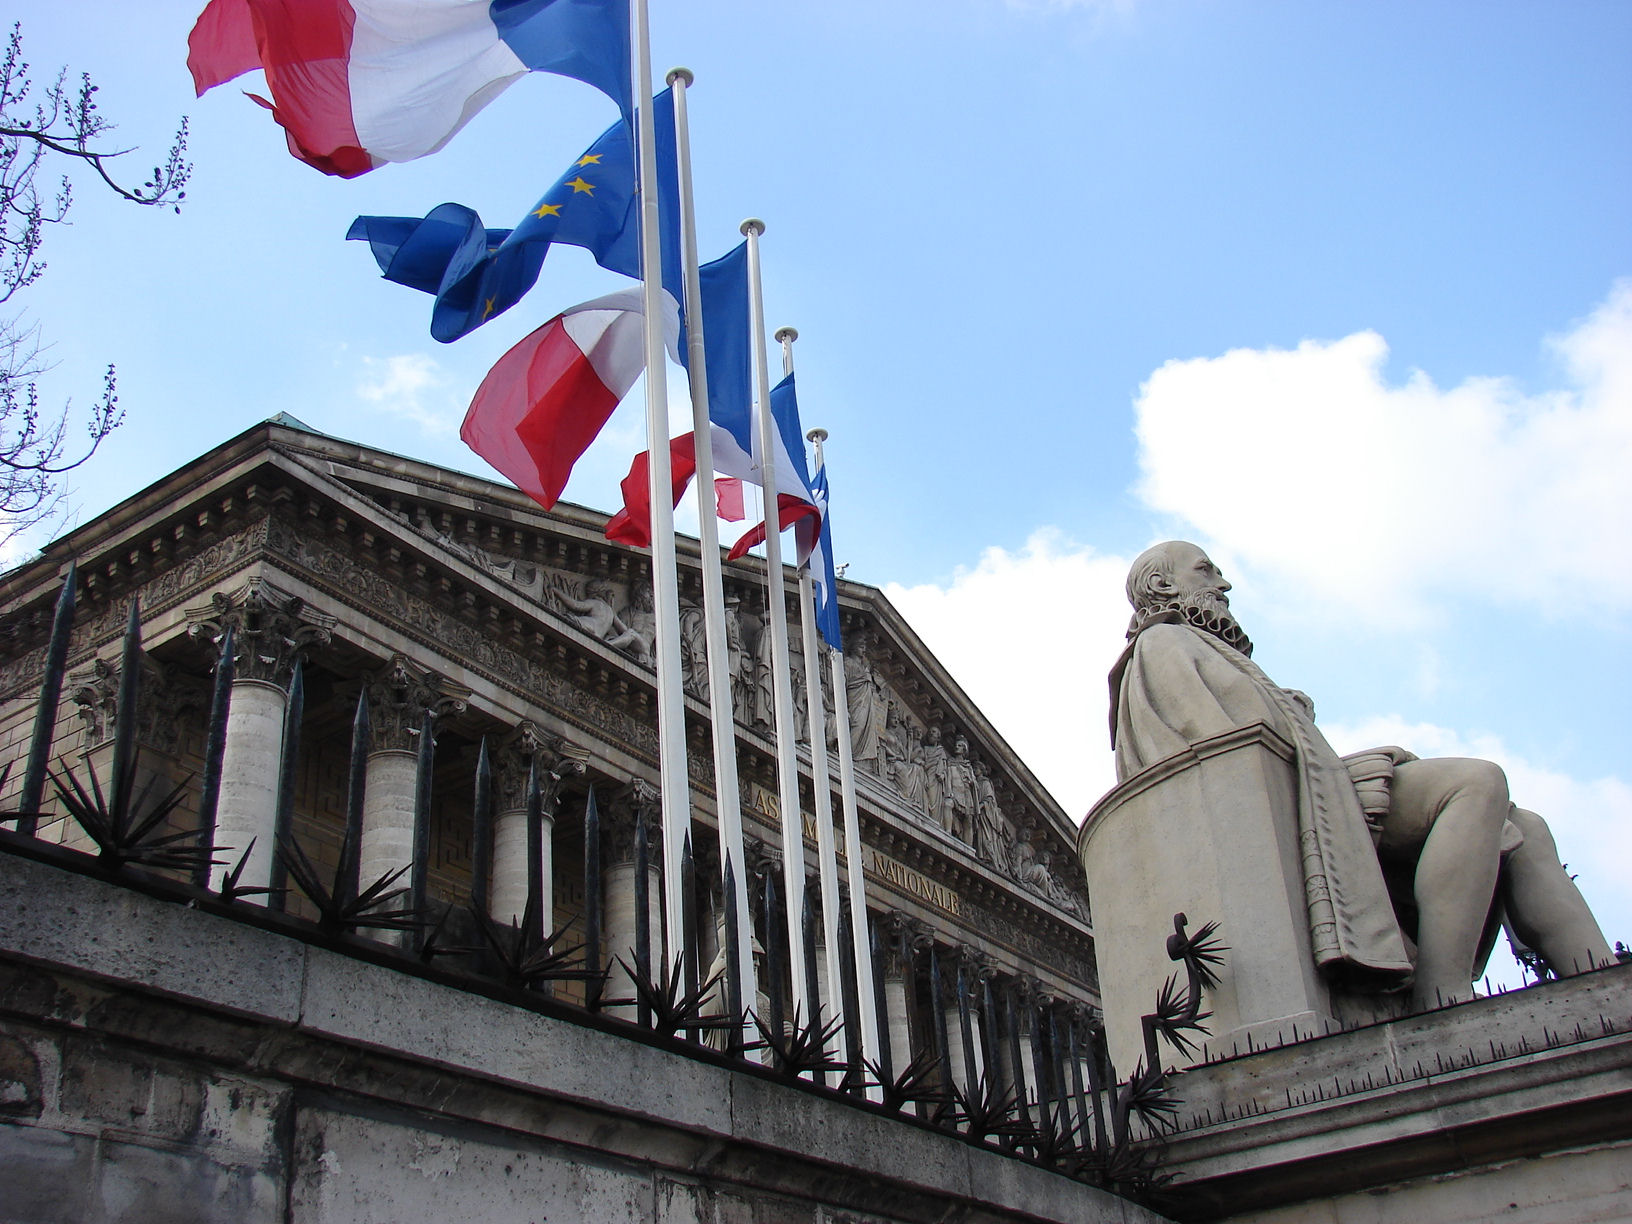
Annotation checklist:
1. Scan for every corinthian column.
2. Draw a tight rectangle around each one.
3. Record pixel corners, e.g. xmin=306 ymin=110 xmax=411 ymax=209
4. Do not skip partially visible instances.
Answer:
xmin=878 ymin=912 xmax=917 ymax=1085
xmin=489 ymin=725 xmax=586 ymax=933
xmin=358 ymin=655 xmax=468 ymax=896
xmin=186 ymin=581 xmax=333 ymax=895
xmin=602 ymin=780 xmax=662 ymax=1021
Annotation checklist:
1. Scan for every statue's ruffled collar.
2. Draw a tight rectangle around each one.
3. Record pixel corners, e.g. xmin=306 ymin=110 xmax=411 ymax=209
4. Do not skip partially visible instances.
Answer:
xmin=1126 ymin=602 xmax=1254 ymax=658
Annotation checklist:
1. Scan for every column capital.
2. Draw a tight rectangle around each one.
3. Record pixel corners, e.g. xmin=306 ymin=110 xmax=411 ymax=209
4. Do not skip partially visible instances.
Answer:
xmin=186 ymin=578 xmax=335 ymax=686
xmin=492 ymin=722 xmax=588 ymax=813
xmin=68 ymin=653 xmax=208 ymax=759
xmin=1066 ymin=1000 xmax=1102 ymax=1029
xmin=603 ymin=776 xmax=662 ymax=865
xmin=907 ymin=920 xmax=938 ymax=956
xmin=1010 ymin=974 xmax=1044 ymax=1009
xmin=949 ymin=942 xmax=988 ymax=975
xmin=360 ymin=654 xmax=470 ymax=753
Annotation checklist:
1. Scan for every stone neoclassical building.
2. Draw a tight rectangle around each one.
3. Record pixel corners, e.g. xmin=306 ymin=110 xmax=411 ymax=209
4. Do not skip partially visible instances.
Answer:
xmin=3 ymin=416 xmax=1630 ymax=1224
xmin=0 ymin=414 xmax=1098 ymax=1089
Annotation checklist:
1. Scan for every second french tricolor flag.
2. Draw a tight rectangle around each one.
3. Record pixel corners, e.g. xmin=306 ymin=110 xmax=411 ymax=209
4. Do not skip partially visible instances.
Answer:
xmin=461 ymin=287 xmax=677 ymax=511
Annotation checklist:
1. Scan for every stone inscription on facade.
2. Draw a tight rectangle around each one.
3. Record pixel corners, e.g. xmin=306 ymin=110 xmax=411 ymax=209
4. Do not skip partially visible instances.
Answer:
xmin=746 ymin=781 xmax=819 ymax=846
xmin=866 ymin=848 xmax=963 ymax=919
xmin=746 ymin=775 xmax=964 ymax=920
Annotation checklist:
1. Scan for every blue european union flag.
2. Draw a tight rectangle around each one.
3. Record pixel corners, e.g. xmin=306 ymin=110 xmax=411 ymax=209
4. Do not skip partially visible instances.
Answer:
xmin=348 ymin=88 xmax=679 ymax=343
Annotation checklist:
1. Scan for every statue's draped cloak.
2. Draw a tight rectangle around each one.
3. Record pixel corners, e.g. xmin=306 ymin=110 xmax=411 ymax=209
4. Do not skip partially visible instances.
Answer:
xmin=1110 ymin=620 xmax=1414 ymax=989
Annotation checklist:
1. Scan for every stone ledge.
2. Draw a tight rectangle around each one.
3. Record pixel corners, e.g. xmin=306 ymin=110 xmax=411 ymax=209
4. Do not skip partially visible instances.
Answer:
xmin=1157 ymin=964 xmax=1632 ymax=1220
xmin=0 ymin=848 xmax=1167 ymax=1224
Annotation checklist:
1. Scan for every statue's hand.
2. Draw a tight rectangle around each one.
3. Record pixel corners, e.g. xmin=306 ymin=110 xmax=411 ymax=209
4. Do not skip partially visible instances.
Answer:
xmin=1283 ymin=688 xmax=1316 ymax=721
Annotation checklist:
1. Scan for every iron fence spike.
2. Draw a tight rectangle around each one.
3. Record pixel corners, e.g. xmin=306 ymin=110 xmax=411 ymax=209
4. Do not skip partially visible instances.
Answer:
xmin=194 ymin=622 xmax=234 ymax=886
xmin=18 ymin=562 xmax=78 ymax=834
xmin=266 ymin=657 xmax=305 ymax=907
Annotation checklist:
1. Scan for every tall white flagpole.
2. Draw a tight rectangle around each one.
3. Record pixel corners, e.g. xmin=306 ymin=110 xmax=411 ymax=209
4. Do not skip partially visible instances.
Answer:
xmin=806 ymin=423 xmax=883 ymax=1098
xmin=631 ymin=0 xmax=690 ymax=969
xmin=740 ymin=217 xmax=811 ymax=1029
xmin=666 ymin=67 xmax=756 ymax=1053
xmin=775 ymin=328 xmax=845 ymax=1079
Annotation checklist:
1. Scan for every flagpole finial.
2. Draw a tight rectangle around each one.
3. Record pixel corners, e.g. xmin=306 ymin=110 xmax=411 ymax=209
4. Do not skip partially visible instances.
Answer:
xmin=774 ymin=326 xmax=798 ymax=345
xmin=740 ymin=218 xmax=765 ymax=237
xmin=806 ymin=427 xmax=827 ymax=444
xmin=665 ymin=67 xmax=694 ymax=87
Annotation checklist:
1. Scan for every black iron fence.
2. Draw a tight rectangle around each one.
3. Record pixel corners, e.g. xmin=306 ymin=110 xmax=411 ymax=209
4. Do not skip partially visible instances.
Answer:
xmin=0 ymin=570 xmax=1213 ymax=1203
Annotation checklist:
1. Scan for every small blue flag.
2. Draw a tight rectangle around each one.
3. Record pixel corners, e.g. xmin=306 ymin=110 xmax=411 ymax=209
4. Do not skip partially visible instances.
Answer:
xmin=809 ymin=461 xmax=843 ymax=652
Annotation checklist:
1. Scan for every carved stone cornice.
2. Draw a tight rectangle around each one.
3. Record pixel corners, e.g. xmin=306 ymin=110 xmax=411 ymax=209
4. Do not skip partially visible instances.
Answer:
xmin=362 ymin=654 xmax=470 ymax=753
xmin=185 ymin=577 xmax=336 ymax=686
xmin=263 ymin=515 xmax=664 ymax=765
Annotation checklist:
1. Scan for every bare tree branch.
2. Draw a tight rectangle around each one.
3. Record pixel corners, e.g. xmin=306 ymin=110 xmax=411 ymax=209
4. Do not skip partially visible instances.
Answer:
xmin=0 ymin=22 xmax=190 ymax=546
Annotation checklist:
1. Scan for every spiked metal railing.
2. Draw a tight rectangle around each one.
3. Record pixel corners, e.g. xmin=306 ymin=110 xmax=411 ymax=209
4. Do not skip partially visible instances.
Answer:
xmin=0 ymin=570 xmax=1265 ymax=1209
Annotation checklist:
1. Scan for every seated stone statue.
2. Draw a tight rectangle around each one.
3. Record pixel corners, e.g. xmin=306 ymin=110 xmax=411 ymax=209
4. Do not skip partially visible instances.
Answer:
xmin=1110 ymin=541 xmax=1612 ymax=1011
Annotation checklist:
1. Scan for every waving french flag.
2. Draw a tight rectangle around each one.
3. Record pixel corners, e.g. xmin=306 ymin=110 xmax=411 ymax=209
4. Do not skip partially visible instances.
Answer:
xmin=602 ymin=244 xmax=822 ymax=557
xmin=188 ymin=0 xmax=630 ymax=178
xmin=461 ymin=286 xmax=677 ymax=511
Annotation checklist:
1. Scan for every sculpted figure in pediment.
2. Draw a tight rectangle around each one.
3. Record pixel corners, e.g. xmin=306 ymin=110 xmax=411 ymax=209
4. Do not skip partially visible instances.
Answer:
xmin=618 ymin=584 xmax=656 ymax=666
xmin=678 ymin=598 xmax=708 ymax=698
xmin=726 ymin=598 xmax=753 ymax=722
xmin=751 ymin=615 xmax=775 ymax=730
xmin=559 ymin=579 xmax=651 ymax=665
xmin=945 ymin=736 xmax=977 ymax=843
xmin=920 ymin=725 xmax=950 ymax=830
xmin=892 ymin=720 xmax=928 ymax=815
xmin=845 ymin=650 xmax=889 ymax=774
xmin=972 ymin=761 xmax=1012 ymax=872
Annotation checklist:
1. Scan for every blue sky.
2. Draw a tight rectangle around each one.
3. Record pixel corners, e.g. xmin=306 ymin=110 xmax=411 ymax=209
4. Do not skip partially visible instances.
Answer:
xmin=11 ymin=1 xmax=1632 ymax=980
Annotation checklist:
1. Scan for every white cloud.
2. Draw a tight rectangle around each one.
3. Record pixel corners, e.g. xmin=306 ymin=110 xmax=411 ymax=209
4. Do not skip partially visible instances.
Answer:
xmin=884 ymin=529 xmax=1130 ymax=818
xmin=1132 ymin=281 xmax=1632 ymax=627
xmin=356 ymin=354 xmax=462 ymax=437
xmin=1323 ymin=714 xmax=1632 ymax=986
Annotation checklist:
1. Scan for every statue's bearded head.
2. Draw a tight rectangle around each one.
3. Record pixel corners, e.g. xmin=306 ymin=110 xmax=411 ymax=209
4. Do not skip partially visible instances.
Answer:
xmin=1125 ymin=541 xmax=1253 ymax=655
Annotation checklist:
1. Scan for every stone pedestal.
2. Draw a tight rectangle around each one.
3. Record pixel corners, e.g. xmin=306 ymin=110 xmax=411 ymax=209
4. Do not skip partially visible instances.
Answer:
xmin=1079 ymin=722 xmax=1336 ymax=1074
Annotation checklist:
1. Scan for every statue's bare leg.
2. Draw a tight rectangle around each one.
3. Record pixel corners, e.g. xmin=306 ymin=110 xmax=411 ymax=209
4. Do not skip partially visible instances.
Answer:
xmin=1501 ymin=807 xmax=1613 ymax=975
xmin=1381 ymin=758 xmax=1508 ymax=1009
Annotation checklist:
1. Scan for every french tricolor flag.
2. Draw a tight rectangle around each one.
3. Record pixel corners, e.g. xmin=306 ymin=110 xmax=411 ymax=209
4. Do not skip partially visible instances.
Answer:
xmin=460 ymin=286 xmax=677 ymax=511
xmin=187 ymin=0 xmax=630 ymax=178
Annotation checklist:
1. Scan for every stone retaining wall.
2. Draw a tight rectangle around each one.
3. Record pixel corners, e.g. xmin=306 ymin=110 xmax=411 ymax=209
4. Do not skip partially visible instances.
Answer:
xmin=0 ymin=850 xmax=1162 ymax=1224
